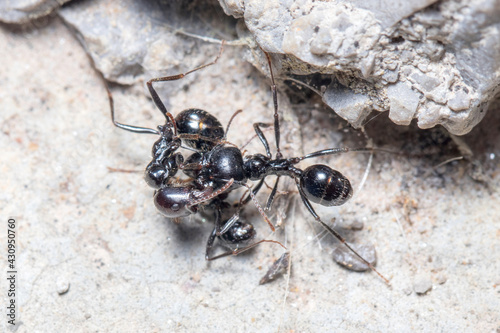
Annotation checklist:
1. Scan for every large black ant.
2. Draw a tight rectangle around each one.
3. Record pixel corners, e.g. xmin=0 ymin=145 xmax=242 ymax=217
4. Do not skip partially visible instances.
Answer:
xmin=107 ymin=43 xmax=389 ymax=284
xmin=225 ymin=52 xmax=390 ymax=284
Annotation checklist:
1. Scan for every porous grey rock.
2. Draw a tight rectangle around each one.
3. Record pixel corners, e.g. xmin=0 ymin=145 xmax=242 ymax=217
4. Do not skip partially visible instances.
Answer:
xmin=324 ymin=83 xmax=372 ymax=125
xmin=0 ymin=0 xmax=73 ymax=24
xmin=387 ymin=82 xmax=421 ymax=125
xmin=220 ymin=0 xmax=500 ymax=135
xmin=218 ymin=0 xmax=244 ymax=18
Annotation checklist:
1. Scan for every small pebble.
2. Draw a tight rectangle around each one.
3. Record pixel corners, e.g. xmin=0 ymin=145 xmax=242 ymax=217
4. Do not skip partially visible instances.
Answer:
xmin=333 ymin=243 xmax=376 ymax=272
xmin=414 ymin=278 xmax=432 ymax=295
xmin=56 ymin=277 xmax=70 ymax=295
xmin=436 ymin=274 xmax=447 ymax=285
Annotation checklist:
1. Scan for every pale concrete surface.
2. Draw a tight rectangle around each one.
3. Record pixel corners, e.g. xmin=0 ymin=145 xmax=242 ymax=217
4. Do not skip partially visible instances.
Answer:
xmin=1 ymin=17 xmax=500 ymax=332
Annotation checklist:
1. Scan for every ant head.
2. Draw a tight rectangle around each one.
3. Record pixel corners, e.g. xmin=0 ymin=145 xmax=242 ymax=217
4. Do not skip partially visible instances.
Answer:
xmin=220 ymin=221 xmax=256 ymax=244
xmin=144 ymin=154 xmax=182 ymax=189
xmin=300 ymin=164 xmax=353 ymax=207
xmin=144 ymin=165 xmax=167 ymax=189
xmin=154 ymin=187 xmax=197 ymax=218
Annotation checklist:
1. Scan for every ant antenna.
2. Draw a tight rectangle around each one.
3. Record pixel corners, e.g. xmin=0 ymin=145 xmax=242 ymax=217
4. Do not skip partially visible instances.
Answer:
xmin=146 ymin=41 xmax=226 ymax=136
xmin=224 ymin=109 xmax=243 ymax=140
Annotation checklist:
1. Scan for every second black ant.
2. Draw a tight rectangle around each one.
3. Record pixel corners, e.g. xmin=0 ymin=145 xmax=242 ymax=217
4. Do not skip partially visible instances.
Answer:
xmin=107 ymin=43 xmax=282 ymax=262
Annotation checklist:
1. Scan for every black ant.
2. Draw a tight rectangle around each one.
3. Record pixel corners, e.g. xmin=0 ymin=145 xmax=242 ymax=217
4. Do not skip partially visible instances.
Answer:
xmin=230 ymin=51 xmax=390 ymax=284
xmin=106 ymin=43 xmax=282 ymax=261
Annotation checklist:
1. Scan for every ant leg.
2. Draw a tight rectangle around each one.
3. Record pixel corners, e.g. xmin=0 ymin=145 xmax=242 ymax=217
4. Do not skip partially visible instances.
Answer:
xmin=253 ymin=123 xmax=273 ymax=158
xmin=262 ymin=50 xmax=282 ymax=159
xmin=206 ymin=239 xmax=286 ymax=261
xmin=293 ymin=147 xmax=401 ymax=163
xmin=178 ymin=161 xmax=203 ymax=172
xmin=265 ymin=176 xmax=281 ymax=210
xmin=189 ymin=178 xmax=234 ymax=207
xmin=233 ymin=181 xmax=275 ymax=232
xmin=91 ymin=49 xmax=160 ymax=135
xmin=299 ymin=147 xmax=352 ymax=161
xmin=177 ymin=133 xmax=223 ymax=146
xmin=240 ymin=178 xmax=265 ymax=205
xmin=105 ymin=80 xmax=160 ymax=135
xmin=224 ymin=109 xmax=243 ymax=140
xmin=217 ymin=212 xmax=240 ymax=236
xmin=205 ymin=205 xmax=222 ymax=260
xmin=147 ymin=41 xmax=225 ymax=124
xmin=293 ymin=178 xmax=390 ymax=285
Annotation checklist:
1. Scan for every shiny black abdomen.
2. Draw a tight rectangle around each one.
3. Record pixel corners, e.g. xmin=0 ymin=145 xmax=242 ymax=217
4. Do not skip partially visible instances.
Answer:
xmin=175 ymin=109 xmax=224 ymax=151
xmin=300 ymin=164 xmax=353 ymax=207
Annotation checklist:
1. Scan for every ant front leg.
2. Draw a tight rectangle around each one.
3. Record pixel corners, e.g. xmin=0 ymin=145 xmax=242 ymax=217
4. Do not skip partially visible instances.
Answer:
xmin=205 ymin=205 xmax=222 ymax=260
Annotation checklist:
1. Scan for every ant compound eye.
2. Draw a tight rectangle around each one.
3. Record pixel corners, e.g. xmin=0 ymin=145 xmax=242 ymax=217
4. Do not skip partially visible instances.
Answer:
xmin=154 ymin=187 xmax=193 ymax=218
xmin=300 ymin=165 xmax=353 ymax=207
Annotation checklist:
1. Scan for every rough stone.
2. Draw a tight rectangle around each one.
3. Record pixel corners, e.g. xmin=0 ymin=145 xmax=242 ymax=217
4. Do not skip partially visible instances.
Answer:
xmin=220 ymin=0 xmax=500 ymax=135
xmin=332 ymin=243 xmax=377 ymax=272
xmin=323 ymin=84 xmax=372 ymax=127
xmin=0 ymin=0 xmax=73 ymax=24
xmin=414 ymin=277 xmax=433 ymax=295
xmin=56 ymin=276 xmax=70 ymax=295
xmin=387 ymin=82 xmax=421 ymax=125
xmin=59 ymin=0 xmax=238 ymax=85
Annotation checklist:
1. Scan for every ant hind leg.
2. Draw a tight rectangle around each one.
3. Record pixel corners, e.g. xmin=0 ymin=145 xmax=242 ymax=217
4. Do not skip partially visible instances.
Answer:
xmin=293 ymin=178 xmax=390 ymax=285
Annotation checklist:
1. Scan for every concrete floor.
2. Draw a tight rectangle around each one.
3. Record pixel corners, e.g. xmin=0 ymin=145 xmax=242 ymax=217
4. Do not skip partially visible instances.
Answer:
xmin=1 ymin=17 xmax=500 ymax=332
